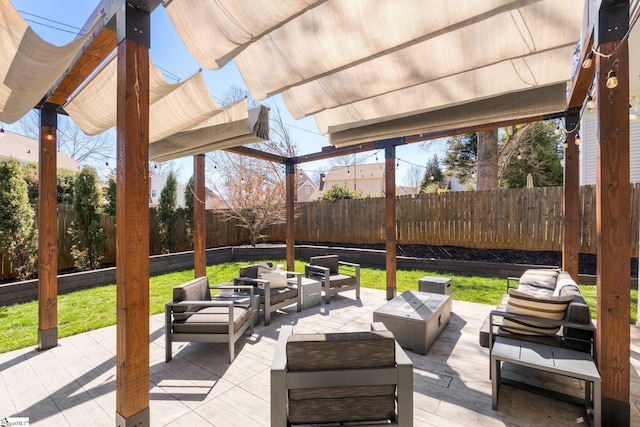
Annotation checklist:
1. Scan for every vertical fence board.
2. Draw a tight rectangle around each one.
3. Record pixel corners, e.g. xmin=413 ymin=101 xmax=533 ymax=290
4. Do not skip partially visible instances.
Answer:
xmin=5 ymin=185 xmax=638 ymax=278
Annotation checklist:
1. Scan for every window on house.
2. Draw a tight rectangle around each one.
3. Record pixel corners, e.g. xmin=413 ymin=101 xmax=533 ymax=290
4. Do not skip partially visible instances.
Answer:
xmin=152 ymin=189 xmax=157 ymax=198
xmin=305 ymin=186 xmax=310 ymax=195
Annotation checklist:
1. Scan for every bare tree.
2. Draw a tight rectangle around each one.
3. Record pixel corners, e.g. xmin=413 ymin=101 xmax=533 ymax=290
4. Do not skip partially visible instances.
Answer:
xmin=403 ymin=166 xmax=423 ymax=193
xmin=205 ymin=87 xmax=296 ymax=245
xmin=19 ymin=111 xmax=114 ymax=168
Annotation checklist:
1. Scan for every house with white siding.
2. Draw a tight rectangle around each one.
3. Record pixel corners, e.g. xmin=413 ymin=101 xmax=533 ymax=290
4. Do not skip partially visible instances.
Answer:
xmin=579 ymin=112 xmax=640 ymax=184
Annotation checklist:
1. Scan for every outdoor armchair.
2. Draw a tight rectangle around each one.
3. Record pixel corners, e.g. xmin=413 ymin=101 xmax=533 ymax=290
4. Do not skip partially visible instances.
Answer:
xmin=165 ymin=276 xmax=256 ymax=363
xmin=271 ymin=322 xmax=413 ymax=426
xmin=304 ymin=255 xmax=360 ymax=304
xmin=233 ymin=264 xmax=301 ymax=325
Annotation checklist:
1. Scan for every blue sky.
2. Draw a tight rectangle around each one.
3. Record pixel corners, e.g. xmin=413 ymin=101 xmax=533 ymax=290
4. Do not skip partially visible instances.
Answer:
xmin=7 ymin=0 xmax=446 ymax=186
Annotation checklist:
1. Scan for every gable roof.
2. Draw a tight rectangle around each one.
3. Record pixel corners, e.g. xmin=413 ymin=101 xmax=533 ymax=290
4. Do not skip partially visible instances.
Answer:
xmin=0 ymin=131 xmax=81 ymax=171
xmin=325 ymin=163 xmax=385 ymax=182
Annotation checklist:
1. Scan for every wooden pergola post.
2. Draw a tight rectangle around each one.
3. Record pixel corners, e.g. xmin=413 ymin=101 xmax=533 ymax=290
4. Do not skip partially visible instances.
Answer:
xmin=375 ymin=138 xmax=404 ymax=300
xmin=37 ymin=107 xmax=58 ymax=351
xmin=562 ymin=110 xmax=580 ymax=280
xmin=595 ymin=1 xmax=631 ymax=425
xmin=193 ymin=154 xmax=206 ymax=278
xmin=115 ymin=3 xmax=151 ymax=426
xmin=285 ymin=161 xmax=296 ymax=271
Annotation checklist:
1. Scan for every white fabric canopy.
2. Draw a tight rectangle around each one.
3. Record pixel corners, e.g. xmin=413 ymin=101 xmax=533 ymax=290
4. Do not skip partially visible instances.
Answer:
xmin=150 ymin=99 xmax=269 ymax=162
xmin=167 ymin=0 xmax=584 ymax=146
xmin=64 ymin=56 xmax=222 ymax=143
xmin=0 ymin=0 xmax=94 ymax=123
xmin=164 ymin=0 xmax=324 ymax=69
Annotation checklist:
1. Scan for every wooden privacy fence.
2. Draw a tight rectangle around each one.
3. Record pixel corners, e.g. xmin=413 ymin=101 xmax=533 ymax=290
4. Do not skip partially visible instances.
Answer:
xmin=288 ymin=184 xmax=640 ymax=255
xmin=1 ymin=185 xmax=638 ymax=279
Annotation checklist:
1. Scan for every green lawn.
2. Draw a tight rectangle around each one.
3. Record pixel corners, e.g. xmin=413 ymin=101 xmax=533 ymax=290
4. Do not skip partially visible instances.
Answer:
xmin=0 ymin=260 xmax=637 ymax=353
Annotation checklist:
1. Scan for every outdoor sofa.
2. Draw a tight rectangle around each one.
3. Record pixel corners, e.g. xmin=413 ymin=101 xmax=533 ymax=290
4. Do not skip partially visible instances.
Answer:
xmin=479 ymin=268 xmax=595 ymax=353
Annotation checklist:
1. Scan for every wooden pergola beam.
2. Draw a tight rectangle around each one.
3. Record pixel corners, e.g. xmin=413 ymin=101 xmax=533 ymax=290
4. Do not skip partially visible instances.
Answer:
xmin=224 ymin=145 xmax=285 ymax=163
xmin=193 ymin=154 xmax=206 ymax=278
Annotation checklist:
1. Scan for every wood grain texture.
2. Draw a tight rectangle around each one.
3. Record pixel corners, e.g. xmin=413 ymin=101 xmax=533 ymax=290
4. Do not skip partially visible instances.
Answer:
xmin=193 ymin=155 xmax=206 ymax=278
xmin=595 ymin=38 xmax=631 ymax=405
xmin=115 ymin=38 xmax=150 ymax=418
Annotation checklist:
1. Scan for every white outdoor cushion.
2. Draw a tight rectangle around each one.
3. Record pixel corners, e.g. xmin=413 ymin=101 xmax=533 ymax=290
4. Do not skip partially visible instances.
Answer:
xmin=261 ymin=272 xmax=288 ymax=289
xmin=501 ymin=288 xmax=572 ymax=336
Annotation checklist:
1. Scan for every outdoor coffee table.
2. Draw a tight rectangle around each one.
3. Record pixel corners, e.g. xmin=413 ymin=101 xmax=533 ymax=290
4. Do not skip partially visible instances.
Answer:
xmin=373 ymin=290 xmax=451 ymax=355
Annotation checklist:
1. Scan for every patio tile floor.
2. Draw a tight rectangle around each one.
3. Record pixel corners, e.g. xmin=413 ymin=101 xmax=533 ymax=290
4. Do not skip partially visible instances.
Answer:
xmin=1 ymin=287 xmax=639 ymax=426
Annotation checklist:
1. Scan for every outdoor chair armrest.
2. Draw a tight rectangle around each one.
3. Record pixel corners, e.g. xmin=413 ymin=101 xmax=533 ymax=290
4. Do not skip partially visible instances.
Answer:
xmin=210 ymin=284 xmax=255 ymax=298
xmin=233 ymin=276 xmax=269 ymax=288
xmin=338 ymin=260 xmax=360 ymax=267
xmin=506 ymin=276 xmax=520 ymax=291
xmin=488 ymin=309 xmax=596 ymax=355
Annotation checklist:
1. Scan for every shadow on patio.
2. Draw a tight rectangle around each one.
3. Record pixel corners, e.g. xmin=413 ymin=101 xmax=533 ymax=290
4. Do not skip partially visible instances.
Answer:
xmin=1 ymin=287 xmax=638 ymax=426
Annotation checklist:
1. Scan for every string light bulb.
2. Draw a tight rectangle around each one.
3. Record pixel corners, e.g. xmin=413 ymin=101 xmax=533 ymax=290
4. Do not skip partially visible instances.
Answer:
xmin=606 ymin=70 xmax=618 ymax=89
xmin=0 ymin=123 xmax=5 ymax=137
xmin=575 ymin=133 xmax=581 ymax=146
xmin=564 ymin=142 xmax=569 ymax=148
xmin=581 ymin=51 xmax=594 ymax=69
xmin=46 ymin=129 xmax=54 ymax=141
xmin=554 ymin=125 xmax=561 ymax=136
xmin=153 ymin=164 xmax=158 ymax=173
xmin=105 ymin=159 xmax=110 ymax=168
xmin=586 ymin=95 xmax=595 ymax=110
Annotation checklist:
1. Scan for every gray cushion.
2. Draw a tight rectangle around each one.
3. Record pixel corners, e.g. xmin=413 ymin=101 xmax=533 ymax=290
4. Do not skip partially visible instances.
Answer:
xmin=173 ymin=305 xmax=252 ymax=334
xmin=288 ymin=395 xmax=395 ymax=424
xmin=286 ymin=329 xmax=397 ymax=425
xmin=286 ymin=330 xmax=395 ymax=371
xmin=172 ymin=277 xmax=211 ymax=321
xmin=327 ymin=273 xmax=356 ymax=288
xmin=518 ymin=268 xmax=560 ymax=291
xmin=239 ymin=265 xmax=259 ymax=279
xmin=310 ymin=255 xmax=339 ymax=274
xmin=254 ymin=286 xmax=298 ymax=305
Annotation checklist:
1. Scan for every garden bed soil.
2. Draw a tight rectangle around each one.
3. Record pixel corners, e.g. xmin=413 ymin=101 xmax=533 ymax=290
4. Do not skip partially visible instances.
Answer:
xmin=299 ymin=242 xmax=638 ymax=278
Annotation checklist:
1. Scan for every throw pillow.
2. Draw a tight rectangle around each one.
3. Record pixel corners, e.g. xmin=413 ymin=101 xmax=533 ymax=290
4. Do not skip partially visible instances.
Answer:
xmin=501 ymin=288 xmax=572 ymax=336
xmin=261 ymin=271 xmax=288 ymax=288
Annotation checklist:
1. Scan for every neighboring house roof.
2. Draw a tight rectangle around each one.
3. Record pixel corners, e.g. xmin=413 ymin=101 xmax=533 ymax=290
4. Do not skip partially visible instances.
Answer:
xmin=325 ymin=163 xmax=385 ymax=181
xmin=0 ymin=130 xmax=81 ymax=171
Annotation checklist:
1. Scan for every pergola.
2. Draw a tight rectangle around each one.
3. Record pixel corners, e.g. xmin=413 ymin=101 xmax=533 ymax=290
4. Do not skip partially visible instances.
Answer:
xmin=0 ymin=1 xmax=636 ymax=425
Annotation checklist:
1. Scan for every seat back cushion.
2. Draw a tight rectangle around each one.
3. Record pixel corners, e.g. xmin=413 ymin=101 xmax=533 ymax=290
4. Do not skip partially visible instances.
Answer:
xmin=518 ymin=268 xmax=560 ymax=292
xmin=286 ymin=330 xmax=395 ymax=371
xmin=172 ymin=276 xmax=211 ymax=321
xmin=501 ymin=288 xmax=572 ymax=336
xmin=310 ymin=255 xmax=339 ymax=274
xmin=286 ymin=330 xmax=397 ymax=424
xmin=239 ymin=265 xmax=259 ymax=279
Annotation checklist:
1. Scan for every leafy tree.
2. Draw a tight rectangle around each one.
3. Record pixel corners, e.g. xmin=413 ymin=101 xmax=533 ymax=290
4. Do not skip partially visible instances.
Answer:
xmin=321 ymin=182 xmax=367 ymax=200
xmin=57 ymin=168 xmax=76 ymax=204
xmin=22 ymin=163 xmax=39 ymax=204
xmin=104 ymin=177 xmax=116 ymax=216
xmin=499 ymin=122 xmax=564 ymax=188
xmin=442 ymin=121 xmax=563 ymax=189
xmin=69 ymin=167 xmax=105 ymax=270
xmin=157 ymin=172 xmax=179 ymax=253
xmin=0 ymin=159 xmax=38 ymax=280
xmin=442 ymin=133 xmax=477 ymax=186
xmin=419 ymin=155 xmax=445 ymax=193
xmin=184 ymin=176 xmax=194 ymax=245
